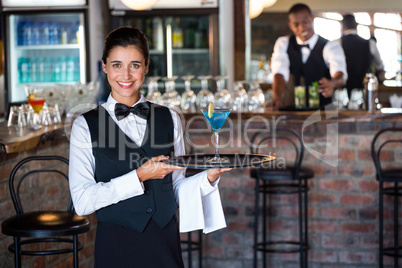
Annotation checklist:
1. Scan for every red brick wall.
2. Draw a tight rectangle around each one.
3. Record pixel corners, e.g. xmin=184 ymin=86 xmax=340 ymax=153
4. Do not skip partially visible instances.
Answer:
xmin=1 ymin=119 xmax=402 ymax=267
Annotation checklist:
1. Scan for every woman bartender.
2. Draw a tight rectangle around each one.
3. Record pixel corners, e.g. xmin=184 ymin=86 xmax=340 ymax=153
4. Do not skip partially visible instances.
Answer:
xmin=68 ymin=26 xmax=230 ymax=267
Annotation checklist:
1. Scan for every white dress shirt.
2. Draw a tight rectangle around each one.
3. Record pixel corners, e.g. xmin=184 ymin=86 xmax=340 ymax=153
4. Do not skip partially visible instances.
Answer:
xmin=271 ymin=33 xmax=348 ymax=83
xmin=69 ymin=94 xmax=226 ymax=234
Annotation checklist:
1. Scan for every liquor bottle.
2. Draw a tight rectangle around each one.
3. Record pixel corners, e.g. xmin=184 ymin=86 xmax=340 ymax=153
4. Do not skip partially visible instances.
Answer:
xmin=36 ymin=57 xmax=45 ymax=82
xmin=30 ymin=57 xmax=37 ymax=82
xmin=194 ymin=18 xmax=205 ymax=49
xmin=73 ymin=56 xmax=80 ymax=82
xmin=68 ymin=22 xmax=79 ymax=44
xmin=60 ymin=24 xmax=68 ymax=44
xmin=18 ymin=57 xmax=25 ymax=83
xmin=60 ymin=56 xmax=67 ymax=82
xmin=31 ymin=21 xmax=41 ymax=45
xmin=172 ymin=18 xmax=183 ymax=48
xmin=52 ymin=57 xmax=61 ymax=82
xmin=144 ymin=18 xmax=153 ymax=49
xmin=66 ymin=56 xmax=75 ymax=82
xmin=49 ymin=21 xmax=60 ymax=45
xmin=184 ymin=21 xmax=195 ymax=48
xmin=41 ymin=21 xmax=50 ymax=45
xmin=24 ymin=21 xmax=32 ymax=46
xmin=19 ymin=57 xmax=30 ymax=83
xmin=44 ymin=57 xmax=52 ymax=82
xmin=17 ymin=21 xmax=25 ymax=46
xmin=153 ymin=17 xmax=163 ymax=51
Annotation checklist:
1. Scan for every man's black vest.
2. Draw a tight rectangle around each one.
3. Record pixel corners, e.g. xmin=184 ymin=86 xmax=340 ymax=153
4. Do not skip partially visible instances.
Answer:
xmin=82 ymin=102 xmax=177 ymax=232
xmin=341 ymin=34 xmax=371 ymax=95
xmin=287 ymin=34 xmax=332 ymax=107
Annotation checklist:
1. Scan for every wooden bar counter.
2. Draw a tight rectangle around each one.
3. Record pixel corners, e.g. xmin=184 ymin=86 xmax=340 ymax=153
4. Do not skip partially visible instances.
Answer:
xmin=0 ymin=109 xmax=402 ymax=267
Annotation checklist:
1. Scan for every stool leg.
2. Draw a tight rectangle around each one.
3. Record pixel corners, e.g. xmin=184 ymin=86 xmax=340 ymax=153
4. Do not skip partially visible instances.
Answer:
xmin=14 ymin=236 xmax=21 ymax=268
xmin=394 ymin=182 xmax=398 ymax=268
xmin=379 ymin=180 xmax=384 ymax=268
xmin=73 ymin=235 xmax=78 ymax=268
xmin=198 ymin=230 xmax=203 ymax=268
xmin=188 ymin=232 xmax=192 ymax=268
xmin=298 ymin=178 xmax=303 ymax=268
xmin=262 ymin=180 xmax=267 ymax=268
xmin=303 ymin=177 xmax=308 ymax=268
xmin=253 ymin=177 xmax=260 ymax=268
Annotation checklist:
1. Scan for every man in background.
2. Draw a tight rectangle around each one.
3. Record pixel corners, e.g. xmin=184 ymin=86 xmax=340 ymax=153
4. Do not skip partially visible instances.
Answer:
xmin=270 ymin=3 xmax=347 ymax=109
xmin=340 ymin=14 xmax=385 ymax=96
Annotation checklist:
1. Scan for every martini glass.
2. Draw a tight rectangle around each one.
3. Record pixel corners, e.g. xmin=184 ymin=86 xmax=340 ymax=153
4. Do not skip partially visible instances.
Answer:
xmin=201 ymin=107 xmax=232 ymax=163
xmin=26 ymin=87 xmax=46 ymax=130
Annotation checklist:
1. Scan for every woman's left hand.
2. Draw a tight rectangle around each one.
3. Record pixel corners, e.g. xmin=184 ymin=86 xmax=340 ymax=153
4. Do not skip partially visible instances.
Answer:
xmin=207 ymin=168 xmax=232 ymax=183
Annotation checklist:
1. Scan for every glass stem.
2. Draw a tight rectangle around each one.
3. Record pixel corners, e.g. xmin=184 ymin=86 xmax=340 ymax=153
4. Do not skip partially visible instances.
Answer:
xmin=215 ymin=130 xmax=220 ymax=159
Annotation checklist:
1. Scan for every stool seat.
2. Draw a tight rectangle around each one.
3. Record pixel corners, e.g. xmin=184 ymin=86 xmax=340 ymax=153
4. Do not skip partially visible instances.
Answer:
xmin=378 ymin=168 xmax=402 ymax=182
xmin=2 ymin=211 xmax=90 ymax=237
xmin=250 ymin=166 xmax=314 ymax=181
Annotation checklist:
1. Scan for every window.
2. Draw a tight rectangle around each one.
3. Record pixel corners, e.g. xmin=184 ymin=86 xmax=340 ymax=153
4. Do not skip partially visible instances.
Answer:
xmin=314 ymin=12 xmax=402 ymax=79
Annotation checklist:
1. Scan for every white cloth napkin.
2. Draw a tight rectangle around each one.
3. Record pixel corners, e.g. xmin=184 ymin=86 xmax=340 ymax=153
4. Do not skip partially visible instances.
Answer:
xmin=176 ymin=174 xmax=226 ymax=234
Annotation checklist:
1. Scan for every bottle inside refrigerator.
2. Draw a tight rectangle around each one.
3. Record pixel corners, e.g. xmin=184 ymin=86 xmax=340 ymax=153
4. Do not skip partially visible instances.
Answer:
xmin=110 ymin=12 xmax=216 ymax=95
xmin=7 ymin=12 xmax=87 ymax=103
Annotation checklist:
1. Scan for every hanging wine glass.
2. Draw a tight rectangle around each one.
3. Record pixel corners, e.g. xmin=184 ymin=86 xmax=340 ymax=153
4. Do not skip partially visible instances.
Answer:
xmin=213 ymin=75 xmax=232 ymax=109
xmin=196 ymin=75 xmax=214 ymax=111
xmin=180 ymin=75 xmax=197 ymax=113
xmin=232 ymin=80 xmax=248 ymax=112
xmin=247 ymin=81 xmax=266 ymax=113
xmin=146 ymin=76 xmax=161 ymax=104
xmin=160 ymin=76 xmax=181 ymax=110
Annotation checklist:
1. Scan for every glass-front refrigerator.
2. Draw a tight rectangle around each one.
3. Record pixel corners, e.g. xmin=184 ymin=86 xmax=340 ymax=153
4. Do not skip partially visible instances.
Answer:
xmin=108 ymin=0 xmax=219 ymax=94
xmin=1 ymin=0 xmax=90 ymax=107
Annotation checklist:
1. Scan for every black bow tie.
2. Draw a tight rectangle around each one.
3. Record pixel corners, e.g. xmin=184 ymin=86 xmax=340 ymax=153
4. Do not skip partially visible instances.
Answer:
xmin=298 ymin=44 xmax=310 ymax=50
xmin=114 ymin=102 xmax=150 ymax=120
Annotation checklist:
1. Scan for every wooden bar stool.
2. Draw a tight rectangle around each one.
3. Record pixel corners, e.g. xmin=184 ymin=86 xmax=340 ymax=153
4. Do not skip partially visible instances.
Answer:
xmin=371 ymin=127 xmax=402 ymax=268
xmin=250 ymin=127 xmax=314 ymax=268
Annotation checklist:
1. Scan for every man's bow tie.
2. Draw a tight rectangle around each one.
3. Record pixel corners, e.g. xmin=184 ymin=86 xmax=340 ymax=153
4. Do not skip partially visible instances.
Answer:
xmin=114 ymin=102 xmax=150 ymax=120
xmin=298 ymin=44 xmax=310 ymax=50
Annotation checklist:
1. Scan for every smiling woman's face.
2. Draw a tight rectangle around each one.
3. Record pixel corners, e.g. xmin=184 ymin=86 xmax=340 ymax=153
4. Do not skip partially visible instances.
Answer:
xmin=288 ymin=9 xmax=314 ymax=42
xmin=102 ymin=45 xmax=149 ymax=106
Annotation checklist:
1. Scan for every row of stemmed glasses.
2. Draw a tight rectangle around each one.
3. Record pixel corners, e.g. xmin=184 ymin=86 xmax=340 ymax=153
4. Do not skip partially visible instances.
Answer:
xmin=146 ymin=75 xmax=232 ymax=111
xmin=145 ymin=76 xmax=266 ymax=113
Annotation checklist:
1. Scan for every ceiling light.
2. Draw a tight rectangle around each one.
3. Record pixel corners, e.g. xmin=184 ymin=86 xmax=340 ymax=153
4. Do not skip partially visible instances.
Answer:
xmin=121 ymin=0 xmax=159 ymax=11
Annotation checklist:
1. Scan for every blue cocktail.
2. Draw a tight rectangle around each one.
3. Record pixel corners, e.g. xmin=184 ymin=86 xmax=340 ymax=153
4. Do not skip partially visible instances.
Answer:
xmin=201 ymin=107 xmax=232 ymax=163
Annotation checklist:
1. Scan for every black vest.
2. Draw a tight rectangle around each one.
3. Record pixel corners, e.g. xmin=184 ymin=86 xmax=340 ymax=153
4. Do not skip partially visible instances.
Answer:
xmin=287 ymin=35 xmax=332 ymax=107
xmin=83 ymin=102 xmax=177 ymax=232
xmin=341 ymin=34 xmax=371 ymax=94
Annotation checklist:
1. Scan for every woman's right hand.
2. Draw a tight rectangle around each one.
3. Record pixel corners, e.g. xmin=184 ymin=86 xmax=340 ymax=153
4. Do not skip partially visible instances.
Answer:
xmin=136 ymin=155 xmax=184 ymax=182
